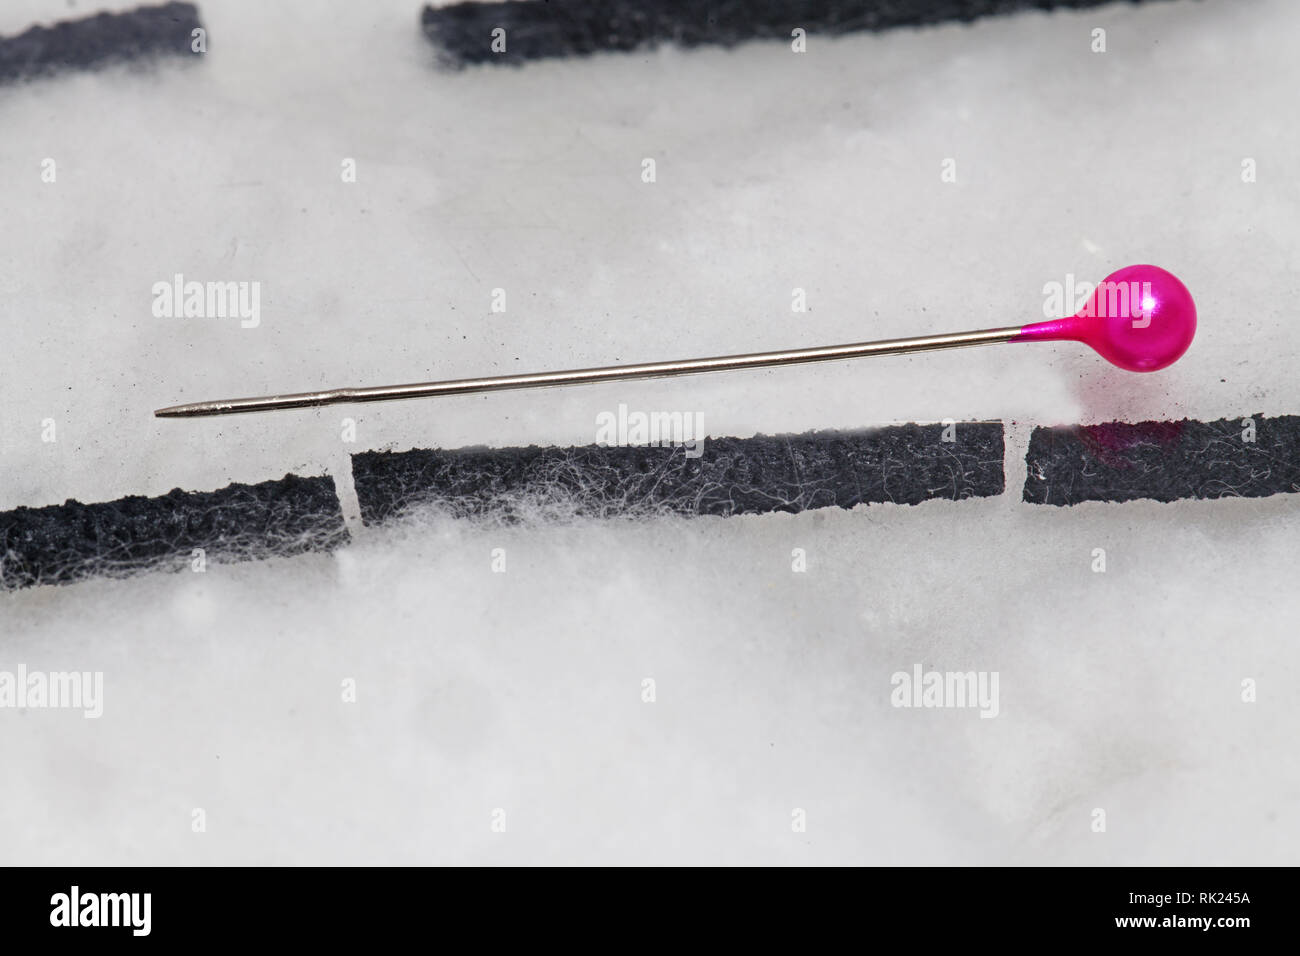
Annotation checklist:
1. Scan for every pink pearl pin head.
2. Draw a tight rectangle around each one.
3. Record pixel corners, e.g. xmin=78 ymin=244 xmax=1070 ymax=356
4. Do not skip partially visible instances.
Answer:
xmin=1018 ymin=264 xmax=1196 ymax=371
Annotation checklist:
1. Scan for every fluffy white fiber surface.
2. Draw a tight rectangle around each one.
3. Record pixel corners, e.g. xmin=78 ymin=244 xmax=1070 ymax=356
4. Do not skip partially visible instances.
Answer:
xmin=1 ymin=0 xmax=1297 ymax=864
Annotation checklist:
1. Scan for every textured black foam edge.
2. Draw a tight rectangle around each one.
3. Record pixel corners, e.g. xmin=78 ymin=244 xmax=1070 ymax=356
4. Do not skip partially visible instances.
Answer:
xmin=0 ymin=1 xmax=202 ymax=85
xmin=1022 ymin=414 xmax=1300 ymax=506
xmin=419 ymin=0 xmax=1165 ymax=67
xmin=351 ymin=424 xmax=1006 ymax=525
xmin=0 ymin=474 xmax=349 ymax=590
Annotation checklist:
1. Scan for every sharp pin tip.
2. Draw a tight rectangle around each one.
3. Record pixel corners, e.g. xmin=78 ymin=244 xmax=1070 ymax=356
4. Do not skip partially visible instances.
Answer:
xmin=155 ymin=403 xmax=203 ymax=418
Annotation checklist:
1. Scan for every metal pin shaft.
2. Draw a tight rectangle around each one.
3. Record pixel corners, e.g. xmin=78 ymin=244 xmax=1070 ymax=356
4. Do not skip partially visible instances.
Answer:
xmin=154 ymin=326 xmax=1022 ymax=418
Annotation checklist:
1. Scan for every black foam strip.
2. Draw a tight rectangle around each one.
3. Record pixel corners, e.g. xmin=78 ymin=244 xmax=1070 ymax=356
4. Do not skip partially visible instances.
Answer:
xmin=420 ymin=0 xmax=1164 ymax=67
xmin=351 ymin=424 xmax=1005 ymax=524
xmin=1023 ymin=414 xmax=1300 ymax=506
xmin=0 ymin=2 xmax=202 ymax=85
xmin=0 ymin=475 xmax=348 ymax=589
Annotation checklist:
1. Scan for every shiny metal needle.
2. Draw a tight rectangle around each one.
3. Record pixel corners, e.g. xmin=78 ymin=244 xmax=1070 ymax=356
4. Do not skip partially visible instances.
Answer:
xmin=154 ymin=326 xmax=1021 ymax=418
xmin=154 ymin=264 xmax=1199 ymax=419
